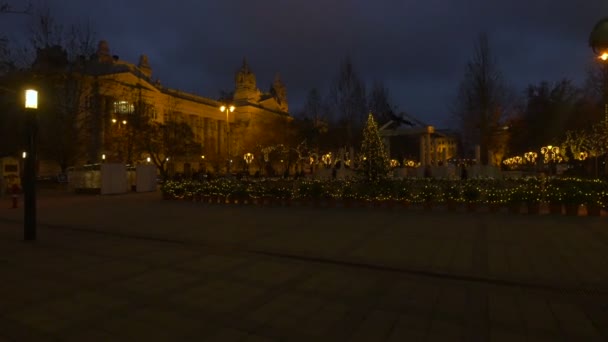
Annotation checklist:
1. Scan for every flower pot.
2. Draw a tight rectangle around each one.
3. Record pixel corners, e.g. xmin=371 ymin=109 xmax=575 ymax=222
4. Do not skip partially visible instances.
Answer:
xmin=508 ymin=203 xmax=521 ymax=214
xmin=527 ymin=203 xmax=540 ymax=215
xmin=549 ymin=203 xmax=562 ymax=215
xmin=446 ymin=201 xmax=457 ymax=211
xmin=488 ymin=203 xmax=500 ymax=213
xmin=586 ymin=205 xmax=602 ymax=217
xmin=565 ymin=204 xmax=579 ymax=216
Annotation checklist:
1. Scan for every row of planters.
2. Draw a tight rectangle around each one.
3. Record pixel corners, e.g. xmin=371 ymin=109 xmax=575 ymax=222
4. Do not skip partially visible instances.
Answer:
xmin=161 ymin=177 xmax=608 ymax=216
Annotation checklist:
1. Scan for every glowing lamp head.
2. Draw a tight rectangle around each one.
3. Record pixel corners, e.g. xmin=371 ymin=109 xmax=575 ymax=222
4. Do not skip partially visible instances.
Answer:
xmin=22 ymin=151 xmax=27 ymax=159
xmin=102 ymin=154 xmax=106 ymax=160
xmin=146 ymin=157 xmax=151 ymax=162
xmin=25 ymin=89 xmax=38 ymax=109
xmin=122 ymin=120 xmax=127 ymax=125
xmin=229 ymin=105 xmax=235 ymax=112
xmin=601 ymin=52 xmax=608 ymax=61
xmin=112 ymin=118 xmax=117 ymax=124
xmin=220 ymin=105 xmax=226 ymax=112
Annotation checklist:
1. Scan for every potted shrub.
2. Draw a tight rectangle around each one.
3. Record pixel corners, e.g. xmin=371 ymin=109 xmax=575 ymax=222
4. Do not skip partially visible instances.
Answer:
xmin=544 ymin=179 xmax=564 ymax=215
xmin=419 ymin=182 xmax=439 ymax=210
xmin=484 ymin=183 xmax=505 ymax=213
xmin=462 ymin=183 xmax=481 ymax=212
xmin=396 ymin=180 xmax=413 ymax=208
xmin=506 ymin=182 xmax=527 ymax=214
xmin=524 ymin=179 xmax=543 ymax=215
xmin=560 ymin=179 xmax=585 ymax=216
xmin=443 ymin=182 xmax=461 ymax=211
xmin=581 ymin=180 xmax=606 ymax=217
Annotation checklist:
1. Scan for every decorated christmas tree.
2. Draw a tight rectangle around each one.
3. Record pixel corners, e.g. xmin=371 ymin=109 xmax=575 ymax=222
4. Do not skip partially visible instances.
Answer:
xmin=361 ymin=113 xmax=390 ymax=183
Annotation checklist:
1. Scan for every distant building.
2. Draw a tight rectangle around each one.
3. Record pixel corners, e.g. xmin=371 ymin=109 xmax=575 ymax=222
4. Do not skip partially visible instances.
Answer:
xmin=30 ymin=40 xmax=292 ymax=176
xmin=379 ymin=112 xmax=458 ymax=166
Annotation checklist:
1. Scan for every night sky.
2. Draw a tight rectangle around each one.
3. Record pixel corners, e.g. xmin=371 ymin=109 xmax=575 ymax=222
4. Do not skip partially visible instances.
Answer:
xmin=3 ymin=0 xmax=608 ymax=127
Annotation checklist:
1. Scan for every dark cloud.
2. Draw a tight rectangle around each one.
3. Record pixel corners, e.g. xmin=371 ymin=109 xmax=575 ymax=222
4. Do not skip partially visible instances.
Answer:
xmin=4 ymin=0 xmax=608 ymax=126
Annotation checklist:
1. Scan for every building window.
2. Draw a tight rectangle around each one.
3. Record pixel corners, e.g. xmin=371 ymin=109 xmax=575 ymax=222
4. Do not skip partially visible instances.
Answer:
xmin=113 ymin=101 xmax=134 ymax=114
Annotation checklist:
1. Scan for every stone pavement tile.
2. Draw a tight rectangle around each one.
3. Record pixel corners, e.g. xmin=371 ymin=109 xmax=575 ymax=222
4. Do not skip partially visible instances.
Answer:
xmin=296 ymin=269 xmax=377 ymax=298
xmin=548 ymin=301 xmax=604 ymax=340
xmin=119 ymin=243 xmax=203 ymax=265
xmin=110 ymin=268 xmax=200 ymax=296
xmin=487 ymin=292 xmax=524 ymax=331
xmin=301 ymin=302 xmax=349 ymax=336
xmin=347 ymin=310 xmax=398 ymax=342
xmin=201 ymin=328 xmax=278 ymax=342
xmin=5 ymin=290 xmax=128 ymax=335
xmin=583 ymin=303 xmax=608 ymax=340
xmin=248 ymin=292 xmax=325 ymax=324
xmin=489 ymin=326 xmax=528 ymax=342
xmin=202 ymin=328 xmax=249 ymax=342
xmin=506 ymin=245 xmax=537 ymax=280
xmin=241 ymin=334 xmax=277 ymax=342
xmin=169 ymin=279 xmax=265 ymax=314
xmin=0 ymin=272 xmax=82 ymax=312
xmin=518 ymin=297 xmax=562 ymax=337
xmin=376 ymin=278 xmax=440 ymax=316
xmin=231 ymin=259 xmax=304 ymax=286
xmin=436 ymin=286 xmax=468 ymax=319
xmin=0 ymin=316 xmax=55 ymax=342
xmin=63 ymin=259 xmax=152 ymax=284
xmin=98 ymin=306 xmax=205 ymax=340
xmin=426 ymin=319 xmax=464 ymax=342
xmin=450 ymin=241 xmax=473 ymax=274
xmin=385 ymin=314 xmax=428 ymax=342
xmin=248 ymin=228 xmax=356 ymax=257
xmin=61 ymin=329 xmax=129 ymax=342
xmin=174 ymin=254 xmax=251 ymax=273
xmin=429 ymin=238 xmax=458 ymax=272
xmin=487 ymin=243 xmax=510 ymax=278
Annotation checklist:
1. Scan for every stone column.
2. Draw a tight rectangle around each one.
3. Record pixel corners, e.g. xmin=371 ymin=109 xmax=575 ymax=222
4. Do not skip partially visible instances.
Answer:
xmin=217 ymin=120 xmax=223 ymax=155
xmin=432 ymin=139 xmax=439 ymax=166
xmin=426 ymin=133 xmax=432 ymax=166
xmin=203 ymin=118 xmax=209 ymax=153
xmin=420 ymin=135 xmax=426 ymax=166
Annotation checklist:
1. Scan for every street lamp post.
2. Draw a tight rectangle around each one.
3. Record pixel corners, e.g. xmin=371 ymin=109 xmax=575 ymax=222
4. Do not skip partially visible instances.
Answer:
xmin=244 ymin=152 xmax=254 ymax=175
xmin=219 ymin=104 xmax=235 ymax=174
xmin=24 ymin=89 xmax=38 ymax=241
xmin=540 ymin=145 xmax=560 ymax=176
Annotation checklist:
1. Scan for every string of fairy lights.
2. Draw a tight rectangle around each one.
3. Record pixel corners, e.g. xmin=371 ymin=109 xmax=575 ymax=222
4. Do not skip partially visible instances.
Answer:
xmin=161 ymin=177 xmax=608 ymax=208
xmin=503 ymin=145 xmax=592 ymax=170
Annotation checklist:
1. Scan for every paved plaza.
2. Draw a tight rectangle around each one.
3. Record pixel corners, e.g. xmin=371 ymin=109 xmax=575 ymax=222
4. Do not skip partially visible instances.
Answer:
xmin=0 ymin=190 xmax=608 ymax=341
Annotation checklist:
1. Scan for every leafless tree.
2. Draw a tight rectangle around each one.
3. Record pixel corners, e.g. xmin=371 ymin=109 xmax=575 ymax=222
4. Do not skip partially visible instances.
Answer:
xmin=452 ymin=33 xmax=509 ymax=163
xmin=329 ymin=56 xmax=367 ymax=150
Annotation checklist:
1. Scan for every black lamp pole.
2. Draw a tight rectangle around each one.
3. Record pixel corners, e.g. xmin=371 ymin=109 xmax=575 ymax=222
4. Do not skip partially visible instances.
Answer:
xmin=24 ymin=89 xmax=38 ymax=241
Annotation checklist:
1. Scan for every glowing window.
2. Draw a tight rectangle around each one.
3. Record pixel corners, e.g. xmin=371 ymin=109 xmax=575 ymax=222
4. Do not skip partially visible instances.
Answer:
xmin=113 ymin=101 xmax=134 ymax=114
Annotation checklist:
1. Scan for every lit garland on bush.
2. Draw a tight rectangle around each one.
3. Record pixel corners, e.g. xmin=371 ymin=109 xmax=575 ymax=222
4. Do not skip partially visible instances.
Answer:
xmin=160 ymin=177 xmax=608 ymax=209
